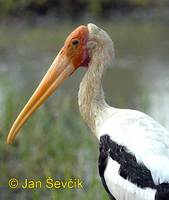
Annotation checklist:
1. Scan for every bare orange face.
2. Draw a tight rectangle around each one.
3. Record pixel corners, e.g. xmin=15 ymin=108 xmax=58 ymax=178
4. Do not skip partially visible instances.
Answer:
xmin=7 ymin=25 xmax=90 ymax=144
xmin=61 ymin=25 xmax=90 ymax=68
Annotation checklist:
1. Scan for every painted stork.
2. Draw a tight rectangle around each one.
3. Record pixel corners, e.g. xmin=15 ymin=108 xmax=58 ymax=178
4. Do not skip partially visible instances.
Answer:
xmin=7 ymin=24 xmax=169 ymax=200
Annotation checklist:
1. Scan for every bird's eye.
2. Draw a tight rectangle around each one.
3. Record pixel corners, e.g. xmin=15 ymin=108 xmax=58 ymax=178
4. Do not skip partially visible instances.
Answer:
xmin=72 ymin=39 xmax=80 ymax=47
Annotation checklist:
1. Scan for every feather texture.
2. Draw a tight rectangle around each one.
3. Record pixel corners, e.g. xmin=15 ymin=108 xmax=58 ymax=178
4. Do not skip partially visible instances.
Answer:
xmin=96 ymin=109 xmax=169 ymax=185
xmin=78 ymin=23 xmax=169 ymax=199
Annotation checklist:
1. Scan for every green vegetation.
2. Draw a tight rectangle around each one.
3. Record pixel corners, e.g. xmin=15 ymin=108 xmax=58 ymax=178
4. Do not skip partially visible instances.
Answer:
xmin=0 ymin=0 xmax=169 ymax=19
xmin=1 ymin=92 xmax=108 ymax=199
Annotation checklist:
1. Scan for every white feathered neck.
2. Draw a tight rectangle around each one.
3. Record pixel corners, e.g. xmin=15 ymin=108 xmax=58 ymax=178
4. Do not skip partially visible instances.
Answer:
xmin=78 ymin=24 xmax=115 ymax=134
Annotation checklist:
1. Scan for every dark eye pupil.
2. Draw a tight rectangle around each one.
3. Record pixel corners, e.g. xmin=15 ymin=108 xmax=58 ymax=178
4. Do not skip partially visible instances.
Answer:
xmin=72 ymin=40 xmax=79 ymax=46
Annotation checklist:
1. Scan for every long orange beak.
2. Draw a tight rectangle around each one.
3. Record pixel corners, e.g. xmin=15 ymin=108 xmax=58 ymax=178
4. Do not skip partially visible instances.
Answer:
xmin=7 ymin=49 xmax=75 ymax=144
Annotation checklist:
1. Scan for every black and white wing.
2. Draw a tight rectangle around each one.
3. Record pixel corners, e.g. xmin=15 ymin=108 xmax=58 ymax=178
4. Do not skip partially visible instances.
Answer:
xmin=96 ymin=109 xmax=169 ymax=200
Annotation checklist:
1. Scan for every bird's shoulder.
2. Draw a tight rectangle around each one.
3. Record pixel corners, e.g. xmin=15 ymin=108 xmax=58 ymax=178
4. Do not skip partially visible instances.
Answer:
xmin=97 ymin=108 xmax=169 ymax=147
xmin=99 ymin=136 xmax=157 ymax=200
xmin=96 ymin=108 xmax=169 ymax=184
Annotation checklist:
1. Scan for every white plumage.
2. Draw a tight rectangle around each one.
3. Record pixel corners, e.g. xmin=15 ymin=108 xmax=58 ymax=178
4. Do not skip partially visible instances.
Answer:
xmin=79 ymin=24 xmax=169 ymax=199
xmin=95 ymin=108 xmax=169 ymax=199
xmin=105 ymin=157 xmax=156 ymax=200
xmin=97 ymin=108 xmax=169 ymax=184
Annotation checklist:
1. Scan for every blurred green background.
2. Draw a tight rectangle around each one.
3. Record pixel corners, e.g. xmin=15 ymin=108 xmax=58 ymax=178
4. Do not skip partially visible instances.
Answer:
xmin=0 ymin=0 xmax=169 ymax=199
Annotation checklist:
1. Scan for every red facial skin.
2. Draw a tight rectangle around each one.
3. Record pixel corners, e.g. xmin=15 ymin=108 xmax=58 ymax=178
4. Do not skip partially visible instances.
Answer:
xmin=61 ymin=25 xmax=90 ymax=69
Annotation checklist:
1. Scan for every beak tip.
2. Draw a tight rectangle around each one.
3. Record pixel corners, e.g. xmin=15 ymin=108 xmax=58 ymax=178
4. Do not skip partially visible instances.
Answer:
xmin=6 ymin=53 xmax=74 ymax=146
xmin=7 ymin=135 xmax=13 ymax=145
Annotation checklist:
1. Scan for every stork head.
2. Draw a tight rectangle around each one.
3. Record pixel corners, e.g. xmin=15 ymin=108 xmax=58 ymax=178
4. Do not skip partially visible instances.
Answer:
xmin=7 ymin=23 xmax=114 ymax=144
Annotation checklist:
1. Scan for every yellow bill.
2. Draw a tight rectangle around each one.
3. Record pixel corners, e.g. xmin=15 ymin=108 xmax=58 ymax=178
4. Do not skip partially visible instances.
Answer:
xmin=7 ymin=50 xmax=75 ymax=144
xmin=7 ymin=25 xmax=89 ymax=144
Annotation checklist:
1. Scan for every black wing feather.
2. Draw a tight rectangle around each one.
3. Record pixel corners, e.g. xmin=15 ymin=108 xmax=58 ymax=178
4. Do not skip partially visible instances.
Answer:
xmin=98 ymin=134 xmax=169 ymax=200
